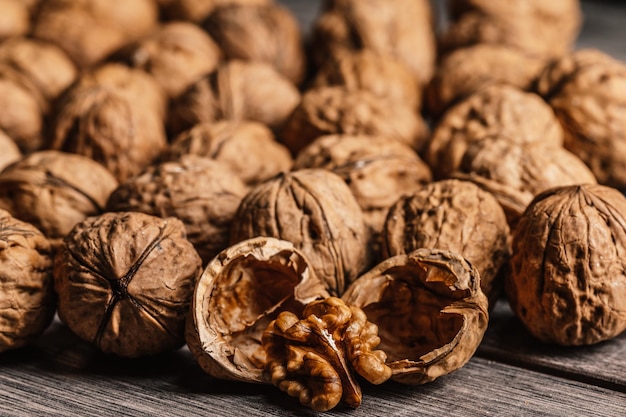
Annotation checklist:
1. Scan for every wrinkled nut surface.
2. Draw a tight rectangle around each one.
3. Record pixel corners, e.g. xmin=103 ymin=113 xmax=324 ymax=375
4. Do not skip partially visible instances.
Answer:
xmin=0 ymin=150 xmax=118 ymax=243
xmin=54 ymin=211 xmax=202 ymax=357
xmin=0 ymin=0 xmax=30 ymax=40
xmin=107 ymin=155 xmax=247 ymax=265
xmin=157 ymin=0 xmax=270 ymax=23
xmin=0 ymin=130 xmax=21 ymax=172
xmin=382 ymin=179 xmax=510 ymax=301
xmin=185 ymin=237 xmax=329 ymax=383
xmin=507 ymin=184 xmax=626 ymax=346
xmin=342 ymin=248 xmax=489 ymax=384
xmin=166 ymin=121 xmax=293 ymax=187
xmin=263 ymin=297 xmax=391 ymax=412
xmin=0 ymin=209 xmax=55 ymax=353
xmin=230 ymin=169 xmax=368 ymax=297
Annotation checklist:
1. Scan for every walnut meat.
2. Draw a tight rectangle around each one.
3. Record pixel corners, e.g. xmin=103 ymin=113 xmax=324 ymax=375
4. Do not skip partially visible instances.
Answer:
xmin=186 ymin=237 xmax=329 ymax=383
xmin=0 ymin=0 xmax=30 ymax=40
xmin=0 ymin=209 xmax=55 ymax=353
xmin=54 ymin=212 xmax=202 ymax=357
xmin=507 ymin=184 xmax=626 ymax=345
xmin=0 ymin=150 xmax=118 ymax=244
xmin=157 ymin=0 xmax=270 ymax=22
xmin=0 ymin=130 xmax=21 ymax=172
xmin=107 ymin=155 xmax=247 ymax=265
xmin=230 ymin=169 xmax=368 ymax=296
xmin=342 ymin=248 xmax=489 ymax=384
xmin=263 ymin=297 xmax=391 ymax=412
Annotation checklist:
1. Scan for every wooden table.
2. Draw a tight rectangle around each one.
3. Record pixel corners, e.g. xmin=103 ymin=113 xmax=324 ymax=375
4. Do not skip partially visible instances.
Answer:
xmin=2 ymin=1 xmax=626 ymax=416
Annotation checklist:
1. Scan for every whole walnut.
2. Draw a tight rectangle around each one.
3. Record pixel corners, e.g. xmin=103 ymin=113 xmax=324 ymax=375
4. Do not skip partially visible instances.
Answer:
xmin=534 ymin=49 xmax=626 ymax=190
xmin=0 ymin=0 xmax=30 ymax=40
xmin=204 ymin=3 xmax=306 ymax=85
xmin=165 ymin=120 xmax=293 ymax=187
xmin=382 ymin=179 xmax=510 ymax=302
xmin=114 ymin=22 xmax=222 ymax=99
xmin=311 ymin=0 xmax=436 ymax=87
xmin=169 ymin=60 xmax=300 ymax=136
xmin=54 ymin=211 xmax=203 ymax=357
xmin=0 ymin=130 xmax=21 ymax=172
xmin=440 ymin=0 xmax=582 ymax=59
xmin=0 ymin=209 xmax=55 ymax=353
xmin=507 ymin=184 xmax=626 ymax=345
xmin=425 ymin=84 xmax=564 ymax=180
xmin=32 ymin=0 xmax=159 ymax=68
xmin=0 ymin=150 xmax=118 ymax=245
xmin=280 ymin=86 xmax=429 ymax=156
xmin=230 ymin=169 xmax=368 ymax=296
xmin=157 ymin=0 xmax=270 ymax=23
xmin=107 ymin=155 xmax=247 ymax=265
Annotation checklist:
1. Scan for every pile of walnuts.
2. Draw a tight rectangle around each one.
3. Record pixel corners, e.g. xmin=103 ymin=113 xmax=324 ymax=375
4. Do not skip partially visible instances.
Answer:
xmin=1 ymin=0 xmax=626 ymax=412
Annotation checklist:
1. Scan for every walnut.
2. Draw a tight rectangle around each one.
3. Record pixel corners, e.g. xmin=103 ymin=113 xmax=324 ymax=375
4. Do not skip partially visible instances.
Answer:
xmin=32 ymin=0 xmax=159 ymax=68
xmin=165 ymin=121 xmax=293 ymax=187
xmin=425 ymin=84 xmax=564 ymax=180
xmin=425 ymin=44 xmax=545 ymax=118
xmin=440 ymin=0 xmax=582 ymax=59
xmin=204 ymin=3 xmax=306 ymax=85
xmin=311 ymin=0 xmax=436 ymax=87
xmin=534 ymin=49 xmax=626 ymax=190
xmin=382 ymin=179 xmax=510 ymax=302
xmin=230 ymin=169 xmax=368 ymax=296
xmin=48 ymin=64 xmax=167 ymax=183
xmin=0 ymin=0 xmax=30 ymax=40
xmin=0 ymin=130 xmax=21 ymax=172
xmin=186 ymin=237 xmax=329 ymax=383
xmin=263 ymin=297 xmax=391 ymax=412
xmin=107 ymin=155 xmax=247 ymax=265
xmin=343 ymin=248 xmax=488 ymax=384
xmin=157 ymin=0 xmax=270 ymax=23
xmin=280 ymin=86 xmax=429 ymax=156
xmin=0 ymin=209 xmax=55 ymax=353
xmin=507 ymin=184 xmax=626 ymax=345
xmin=169 ymin=60 xmax=300 ymax=136
xmin=114 ymin=22 xmax=222 ymax=99
xmin=0 ymin=150 xmax=118 ymax=245
xmin=54 ymin=211 xmax=202 ymax=357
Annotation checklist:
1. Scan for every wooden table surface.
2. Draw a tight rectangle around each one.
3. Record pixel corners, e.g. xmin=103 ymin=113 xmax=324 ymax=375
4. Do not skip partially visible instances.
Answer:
xmin=2 ymin=1 xmax=626 ymax=416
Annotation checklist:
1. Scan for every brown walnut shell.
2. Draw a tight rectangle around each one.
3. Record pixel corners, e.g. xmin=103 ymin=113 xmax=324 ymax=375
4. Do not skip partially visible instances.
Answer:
xmin=507 ymin=184 xmax=626 ymax=345
xmin=342 ymin=248 xmax=489 ymax=384
xmin=157 ymin=0 xmax=270 ymax=23
xmin=185 ymin=236 xmax=330 ymax=383
xmin=0 ymin=130 xmax=21 ymax=172
xmin=0 ymin=0 xmax=30 ymax=40
xmin=0 ymin=209 xmax=55 ymax=353
xmin=54 ymin=211 xmax=202 ymax=357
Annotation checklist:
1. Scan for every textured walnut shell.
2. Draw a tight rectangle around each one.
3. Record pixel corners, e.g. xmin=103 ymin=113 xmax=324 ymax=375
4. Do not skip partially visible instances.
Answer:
xmin=342 ymin=248 xmax=489 ymax=384
xmin=0 ymin=209 xmax=55 ymax=353
xmin=382 ymin=179 xmax=510 ymax=301
xmin=169 ymin=60 xmax=300 ymax=136
xmin=0 ymin=130 xmax=21 ymax=172
xmin=280 ymin=86 xmax=429 ymax=156
xmin=107 ymin=155 xmax=247 ymax=265
xmin=425 ymin=84 xmax=564 ymax=179
xmin=186 ymin=237 xmax=330 ymax=383
xmin=311 ymin=0 xmax=436 ymax=87
xmin=54 ymin=212 xmax=202 ymax=357
xmin=0 ymin=150 xmax=118 ymax=244
xmin=426 ymin=44 xmax=545 ymax=118
xmin=32 ymin=0 xmax=159 ymax=68
xmin=0 ymin=0 xmax=30 ymax=40
xmin=440 ymin=0 xmax=582 ymax=59
xmin=115 ymin=22 xmax=222 ymax=99
xmin=157 ymin=0 xmax=270 ymax=22
xmin=204 ymin=3 xmax=306 ymax=85
xmin=165 ymin=121 xmax=293 ymax=187
xmin=230 ymin=169 xmax=368 ymax=296
xmin=534 ymin=49 xmax=626 ymax=190
xmin=507 ymin=184 xmax=626 ymax=345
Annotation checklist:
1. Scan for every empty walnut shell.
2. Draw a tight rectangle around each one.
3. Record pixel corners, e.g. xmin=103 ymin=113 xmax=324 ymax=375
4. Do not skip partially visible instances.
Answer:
xmin=534 ymin=49 xmax=626 ymax=190
xmin=157 ymin=0 xmax=270 ymax=23
xmin=107 ymin=155 xmax=247 ymax=265
xmin=0 ymin=0 xmax=30 ymax=40
xmin=425 ymin=84 xmax=564 ymax=179
xmin=54 ymin=211 xmax=202 ymax=357
xmin=0 ymin=209 xmax=55 ymax=353
xmin=0 ymin=130 xmax=21 ymax=172
xmin=186 ymin=236 xmax=330 ymax=383
xmin=204 ymin=3 xmax=306 ymax=85
xmin=0 ymin=150 xmax=118 ymax=245
xmin=507 ymin=184 xmax=626 ymax=345
xmin=230 ymin=169 xmax=368 ymax=296
xmin=165 ymin=121 xmax=293 ymax=187
xmin=342 ymin=248 xmax=489 ymax=384
xmin=280 ymin=86 xmax=429 ymax=156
